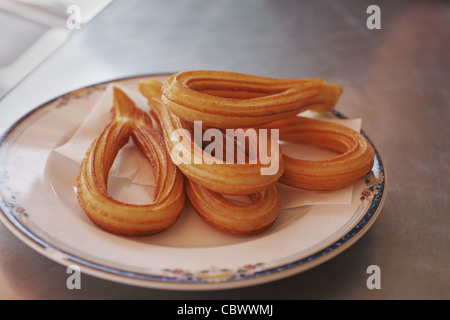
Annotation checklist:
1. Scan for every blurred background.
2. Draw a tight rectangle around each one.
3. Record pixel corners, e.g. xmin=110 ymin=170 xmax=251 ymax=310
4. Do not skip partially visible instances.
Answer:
xmin=0 ymin=0 xmax=112 ymax=98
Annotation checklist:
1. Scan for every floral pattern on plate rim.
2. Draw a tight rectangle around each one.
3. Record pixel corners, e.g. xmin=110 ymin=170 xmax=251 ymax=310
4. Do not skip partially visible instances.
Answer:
xmin=0 ymin=76 xmax=386 ymax=283
xmin=0 ymin=167 xmax=384 ymax=282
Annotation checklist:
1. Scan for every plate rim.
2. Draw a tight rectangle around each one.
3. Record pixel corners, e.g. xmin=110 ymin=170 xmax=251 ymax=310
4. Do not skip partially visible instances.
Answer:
xmin=0 ymin=74 xmax=387 ymax=291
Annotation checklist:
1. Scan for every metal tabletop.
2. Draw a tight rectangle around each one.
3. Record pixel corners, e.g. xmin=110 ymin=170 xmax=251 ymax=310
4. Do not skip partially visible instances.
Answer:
xmin=0 ymin=0 xmax=449 ymax=300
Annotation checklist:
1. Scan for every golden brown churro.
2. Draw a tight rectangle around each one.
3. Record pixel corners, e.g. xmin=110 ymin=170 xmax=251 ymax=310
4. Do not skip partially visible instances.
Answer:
xmin=263 ymin=116 xmax=375 ymax=190
xmin=77 ymin=87 xmax=185 ymax=236
xmin=161 ymin=70 xmax=343 ymax=128
xmin=76 ymin=70 xmax=375 ymax=236
xmin=139 ymin=78 xmax=283 ymax=196
xmin=139 ymin=78 xmax=282 ymax=235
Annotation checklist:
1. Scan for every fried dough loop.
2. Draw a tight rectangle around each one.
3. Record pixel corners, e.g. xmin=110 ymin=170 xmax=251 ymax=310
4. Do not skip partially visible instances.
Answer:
xmin=138 ymin=71 xmax=373 ymax=236
xmin=139 ymin=78 xmax=282 ymax=235
xmin=263 ymin=116 xmax=375 ymax=190
xmin=76 ymin=71 xmax=375 ymax=237
xmin=186 ymin=181 xmax=281 ymax=235
xmin=76 ymin=87 xmax=185 ymax=236
xmin=161 ymin=70 xmax=343 ymax=128
xmin=140 ymin=78 xmax=283 ymax=196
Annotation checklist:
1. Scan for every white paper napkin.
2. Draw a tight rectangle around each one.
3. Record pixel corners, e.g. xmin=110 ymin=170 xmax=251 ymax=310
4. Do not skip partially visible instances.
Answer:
xmin=54 ymin=82 xmax=362 ymax=209
xmin=54 ymin=83 xmax=156 ymax=186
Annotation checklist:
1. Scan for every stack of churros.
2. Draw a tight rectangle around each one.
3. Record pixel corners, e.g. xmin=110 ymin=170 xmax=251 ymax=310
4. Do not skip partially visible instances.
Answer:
xmin=76 ymin=70 xmax=374 ymax=236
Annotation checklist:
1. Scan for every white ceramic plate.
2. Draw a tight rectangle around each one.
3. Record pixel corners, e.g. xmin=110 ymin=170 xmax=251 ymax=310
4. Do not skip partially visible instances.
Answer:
xmin=0 ymin=75 xmax=386 ymax=291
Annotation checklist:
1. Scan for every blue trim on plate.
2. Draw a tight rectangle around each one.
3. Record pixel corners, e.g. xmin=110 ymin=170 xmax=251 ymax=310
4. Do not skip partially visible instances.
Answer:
xmin=0 ymin=79 xmax=386 ymax=286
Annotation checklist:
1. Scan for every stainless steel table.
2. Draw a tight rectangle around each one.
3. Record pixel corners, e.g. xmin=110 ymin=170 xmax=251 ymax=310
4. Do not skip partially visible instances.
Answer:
xmin=1 ymin=0 xmax=449 ymax=300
